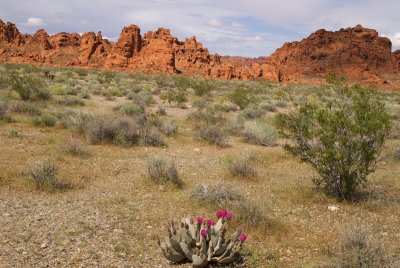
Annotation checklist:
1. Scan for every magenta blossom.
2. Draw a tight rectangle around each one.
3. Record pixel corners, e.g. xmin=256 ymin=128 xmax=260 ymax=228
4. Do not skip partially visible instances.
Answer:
xmin=197 ymin=217 xmax=204 ymax=224
xmin=200 ymin=229 xmax=207 ymax=237
xmin=216 ymin=210 xmax=223 ymax=219
xmin=220 ymin=209 xmax=228 ymax=217
xmin=206 ymin=219 xmax=215 ymax=227
xmin=239 ymin=233 xmax=247 ymax=242
xmin=226 ymin=212 xmax=233 ymax=220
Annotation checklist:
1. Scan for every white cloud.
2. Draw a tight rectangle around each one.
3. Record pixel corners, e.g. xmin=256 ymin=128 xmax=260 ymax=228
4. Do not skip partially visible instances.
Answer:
xmin=26 ymin=17 xmax=45 ymax=27
xmin=384 ymin=32 xmax=400 ymax=48
xmin=208 ymin=18 xmax=223 ymax=28
xmin=231 ymin=22 xmax=243 ymax=29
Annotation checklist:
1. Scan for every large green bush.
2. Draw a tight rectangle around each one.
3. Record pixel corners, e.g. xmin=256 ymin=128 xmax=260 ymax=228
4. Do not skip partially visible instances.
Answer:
xmin=276 ymin=86 xmax=390 ymax=199
xmin=9 ymin=72 xmax=50 ymax=101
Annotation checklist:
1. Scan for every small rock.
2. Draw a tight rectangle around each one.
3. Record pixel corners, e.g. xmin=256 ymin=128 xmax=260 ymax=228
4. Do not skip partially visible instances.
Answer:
xmin=40 ymin=242 xmax=48 ymax=249
xmin=328 ymin=205 xmax=339 ymax=212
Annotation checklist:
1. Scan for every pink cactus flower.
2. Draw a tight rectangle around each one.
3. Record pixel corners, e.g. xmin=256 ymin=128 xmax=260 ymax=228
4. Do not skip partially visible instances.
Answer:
xmin=200 ymin=229 xmax=207 ymax=237
xmin=226 ymin=212 xmax=233 ymax=220
xmin=206 ymin=219 xmax=215 ymax=227
xmin=197 ymin=217 xmax=204 ymax=224
xmin=216 ymin=210 xmax=223 ymax=219
xmin=239 ymin=233 xmax=247 ymax=242
xmin=220 ymin=209 xmax=228 ymax=217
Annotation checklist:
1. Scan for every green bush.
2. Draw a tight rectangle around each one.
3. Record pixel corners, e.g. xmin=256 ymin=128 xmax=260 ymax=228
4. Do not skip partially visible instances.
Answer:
xmin=32 ymin=114 xmax=57 ymax=127
xmin=229 ymin=87 xmax=257 ymax=109
xmin=117 ymin=103 xmax=144 ymax=116
xmin=191 ymin=79 xmax=213 ymax=96
xmin=160 ymin=90 xmax=187 ymax=104
xmin=276 ymin=86 xmax=390 ymax=199
xmin=10 ymin=72 xmax=50 ymax=101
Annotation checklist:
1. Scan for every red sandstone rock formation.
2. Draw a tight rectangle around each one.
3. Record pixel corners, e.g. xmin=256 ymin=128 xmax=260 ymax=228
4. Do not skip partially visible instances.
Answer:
xmin=0 ymin=19 xmax=398 ymax=85
xmin=261 ymin=25 xmax=398 ymax=83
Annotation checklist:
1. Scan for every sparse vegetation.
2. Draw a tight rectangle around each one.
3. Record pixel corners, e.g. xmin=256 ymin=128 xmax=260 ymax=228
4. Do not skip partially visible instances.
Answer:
xmin=190 ymin=183 xmax=243 ymax=204
xmin=32 ymin=113 xmax=57 ymax=127
xmin=228 ymin=156 xmax=257 ymax=179
xmin=59 ymin=138 xmax=91 ymax=157
xmin=197 ymin=125 xmax=228 ymax=147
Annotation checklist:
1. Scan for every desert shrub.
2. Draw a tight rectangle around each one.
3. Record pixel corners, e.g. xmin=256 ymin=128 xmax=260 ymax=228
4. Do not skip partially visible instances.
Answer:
xmin=191 ymin=79 xmax=213 ymax=96
xmin=147 ymin=156 xmax=182 ymax=186
xmin=276 ymin=86 xmax=391 ymax=199
xmin=117 ymin=103 xmax=144 ymax=116
xmin=80 ymin=91 xmax=91 ymax=99
xmin=229 ymin=87 xmax=257 ymax=109
xmin=187 ymin=110 xmax=226 ymax=128
xmin=243 ymin=120 xmax=277 ymax=146
xmin=142 ymin=127 xmax=167 ymax=147
xmin=190 ymin=183 xmax=243 ymax=204
xmin=159 ymin=120 xmax=179 ymax=137
xmin=87 ymin=116 xmax=141 ymax=146
xmin=75 ymin=68 xmax=88 ymax=77
xmin=213 ymin=103 xmax=239 ymax=113
xmin=198 ymin=125 xmax=228 ymax=147
xmin=9 ymin=72 xmax=50 ymax=101
xmin=238 ymin=106 xmax=265 ymax=121
xmin=156 ymin=106 xmax=166 ymax=116
xmin=173 ymin=75 xmax=192 ymax=90
xmin=160 ymin=90 xmax=187 ymax=104
xmin=52 ymin=84 xmax=78 ymax=96
xmin=326 ymin=71 xmax=346 ymax=85
xmin=10 ymin=101 xmax=42 ymax=115
xmin=339 ymin=226 xmax=392 ymax=267
xmin=155 ymin=75 xmax=170 ymax=87
xmin=57 ymin=97 xmax=85 ymax=106
xmin=260 ymin=102 xmax=277 ymax=112
xmin=32 ymin=113 xmax=57 ymax=127
xmin=59 ymin=138 xmax=91 ymax=157
xmin=228 ymin=156 xmax=257 ymax=179
xmin=59 ymin=110 xmax=92 ymax=135
xmin=26 ymin=160 xmax=68 ymax=191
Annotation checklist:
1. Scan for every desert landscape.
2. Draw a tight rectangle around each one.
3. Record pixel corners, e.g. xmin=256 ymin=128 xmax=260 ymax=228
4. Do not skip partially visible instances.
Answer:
xmin=0 ymin=1 xmax=400 ymax=268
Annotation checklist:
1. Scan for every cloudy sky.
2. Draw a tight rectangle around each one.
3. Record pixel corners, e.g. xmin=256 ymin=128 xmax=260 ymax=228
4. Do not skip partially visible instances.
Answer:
xmin=1 ymin=0 xmax=399 ymax=57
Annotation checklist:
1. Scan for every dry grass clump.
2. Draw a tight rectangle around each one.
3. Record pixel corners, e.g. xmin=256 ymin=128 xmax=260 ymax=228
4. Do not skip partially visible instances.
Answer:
xmin=10 ymin=101 xmax=42 ymax=115
xmin=147 ymin=156 xmax=182 ymax=187
xmin=116 ymin=103 xmax=144 ymax=117
xmin=230 ymin=199 xmax=267 ymax=229
xmin=87 ymin=116 xmax=141 ymax=146
xmin=26 ymin=160 xmax=69 ymax=191
xmin=59 ymin=110 xmax=92 ymax=135
xmin=228 ymin=156 xmax=257 ymax=179
xmin=190 ymin=183 xmax=243 ymax=204
xmin=59 ymin=138 xmax=91 ymax=157
xmin=159 ymin=120 xmax=179 ymax=137
xmin=243 ymin=120 xmax=277 ymax=146
xmin=338 ymin=225 xmax=394 ymax=267
xmin=197 ymin=125 xmax=228 ymax=147
xmin=0 ymin=101 xmax=7 ymax=119
xmin=57 ymin=97 xmax=85 ymax=106
xmin=142 ymin=126 xmax=167 ymax=147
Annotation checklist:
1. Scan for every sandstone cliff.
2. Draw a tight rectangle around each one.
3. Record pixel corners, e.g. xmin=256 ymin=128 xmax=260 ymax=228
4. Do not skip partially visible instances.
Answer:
xmin=0 ymin=19 xmax=398 ymax=84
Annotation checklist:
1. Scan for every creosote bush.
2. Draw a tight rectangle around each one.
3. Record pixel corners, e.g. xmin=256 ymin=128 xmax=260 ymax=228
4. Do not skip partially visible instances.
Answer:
xmin=27 ymin=160 xmax=69 ymax=191
xmin=147 ymin=156 xmax=182 ymax=187
xmin=10 ymin=72 xmax=51 ymax=101
xmin=276 ymin=86 xmax=391 ymax=199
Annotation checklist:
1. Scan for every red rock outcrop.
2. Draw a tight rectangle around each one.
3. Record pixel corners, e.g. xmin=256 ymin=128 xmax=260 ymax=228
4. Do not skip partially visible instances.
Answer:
xmin=261 ymin=25 xmax=398 ymax=83
xmin=0 ymin=19 xmax=398 ymax=86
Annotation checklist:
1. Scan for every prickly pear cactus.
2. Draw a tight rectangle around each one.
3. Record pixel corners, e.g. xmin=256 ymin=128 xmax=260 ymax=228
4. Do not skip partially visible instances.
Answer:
xmin=158 ymin=209 xmax=247 ymax=267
